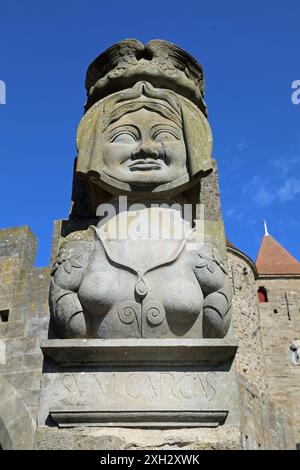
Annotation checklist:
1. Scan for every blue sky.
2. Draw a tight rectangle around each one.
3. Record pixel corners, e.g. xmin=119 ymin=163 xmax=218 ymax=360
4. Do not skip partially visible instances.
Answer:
xmin=0 ymin=0 xmax=299 ymax=266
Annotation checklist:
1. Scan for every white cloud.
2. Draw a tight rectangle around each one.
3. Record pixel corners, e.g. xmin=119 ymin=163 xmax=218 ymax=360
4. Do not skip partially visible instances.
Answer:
xmin=244 ymin=173 xmax=300 ymax=207
xmin=245 ymin=176 xmax=275 ymax=207
xmin=225 ymin=208 xmax=245 ymax=222
xmin=278 ymin=177 xmax=300 ymax=201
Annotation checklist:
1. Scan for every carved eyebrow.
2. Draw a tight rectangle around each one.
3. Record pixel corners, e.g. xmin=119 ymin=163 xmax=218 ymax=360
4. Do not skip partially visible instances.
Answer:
xmin=151 ymin=123 xmax=182 ymax=133
xmin=151 ymin=124 xmax=182 ymax=139
xmin=106 ymin=124 xmax=140 ymax=136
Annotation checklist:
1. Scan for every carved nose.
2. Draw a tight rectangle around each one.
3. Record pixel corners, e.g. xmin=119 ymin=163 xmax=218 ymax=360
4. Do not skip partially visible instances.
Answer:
xmin=132 ymin=142 xmax=160 ymax=160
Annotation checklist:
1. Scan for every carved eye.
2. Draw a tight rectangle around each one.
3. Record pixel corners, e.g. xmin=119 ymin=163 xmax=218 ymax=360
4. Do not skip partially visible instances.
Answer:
xmin=110 ymin=132 xmax=137 ymax=144
xmin=153 ymin=130 xmax=179 ymax=143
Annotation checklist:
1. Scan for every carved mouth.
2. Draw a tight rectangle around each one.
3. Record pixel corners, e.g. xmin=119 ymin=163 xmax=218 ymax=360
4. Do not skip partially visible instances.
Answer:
xmin=129 ymin=160 xmax=163 ymax=171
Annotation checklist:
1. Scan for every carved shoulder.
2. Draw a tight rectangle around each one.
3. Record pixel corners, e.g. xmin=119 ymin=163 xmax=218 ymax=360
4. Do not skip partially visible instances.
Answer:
xmin=193 ymin=243 xmax=232 ymax=338
xmin=51 ymin=239 xmax=94 ymax=292
xmin=193 ymin=243 xmax=227 ymax=295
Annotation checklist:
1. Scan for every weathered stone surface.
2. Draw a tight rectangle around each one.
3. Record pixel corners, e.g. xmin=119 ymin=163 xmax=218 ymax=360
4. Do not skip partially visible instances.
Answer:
xmin=38 ymin=339 xmax=239 ymax=429
xmin=85 ymin=40 xmax=208 ymax=115
xmin=0 ymin=376 xmax=36 ymax=449
xmin=23 ymin=352 xmax=43 ymax=370
xmin=0 ymin=320 xmax=26 ymax=338
xmin=35 ymin=425 xmax=241 ymax=450
xmin=257 ymin=277 xmax=300 ymax=445
xmin=41 ymin=338 xmax=237 ymax=366
xmin=0 ymin=227 xmax=50 ymax=449
xmin=228 ymin=242 xmax=300 ymax=447
xmin=238 ymin=374 xmax=296 ymax=450
xmin=227 ymin=248 xmax=266 ymax=393
xmin=25 ymin=317 xmax=49 ymax=337
xmin=0 ymin=355 xmax=23 ymax=373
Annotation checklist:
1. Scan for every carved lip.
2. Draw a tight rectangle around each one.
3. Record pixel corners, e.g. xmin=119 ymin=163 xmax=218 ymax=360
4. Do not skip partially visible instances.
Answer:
xmin=129 ymin=159 xmax=163 ymax=171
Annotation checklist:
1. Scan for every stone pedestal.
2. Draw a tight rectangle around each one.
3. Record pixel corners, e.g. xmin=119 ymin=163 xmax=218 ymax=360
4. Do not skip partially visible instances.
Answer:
xmin=35 ymin=338 xmax=240 ymax=449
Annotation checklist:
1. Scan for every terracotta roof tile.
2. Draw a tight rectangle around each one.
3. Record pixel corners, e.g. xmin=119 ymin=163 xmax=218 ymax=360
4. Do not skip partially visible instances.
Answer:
xmin=256 ymin=235 xmax=300 ymax=275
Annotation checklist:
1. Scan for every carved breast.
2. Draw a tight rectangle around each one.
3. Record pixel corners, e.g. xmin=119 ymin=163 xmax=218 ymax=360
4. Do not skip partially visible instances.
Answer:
xmin=78 ymin=238 xmax=203 ymax=339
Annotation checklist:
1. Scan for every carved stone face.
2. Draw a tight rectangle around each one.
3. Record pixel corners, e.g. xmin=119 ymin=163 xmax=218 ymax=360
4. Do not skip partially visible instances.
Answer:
xmin=102 ymin=108 xmax=188 ymax=187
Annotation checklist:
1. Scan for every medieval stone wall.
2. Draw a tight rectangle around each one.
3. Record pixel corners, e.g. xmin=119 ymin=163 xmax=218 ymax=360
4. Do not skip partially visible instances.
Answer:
xmin=227 ymin=249 xmax=266 ymax=393
xmin=227 ymin=247 xmax=298 ymax=449
xmin=257 ymin=276 xmax=300 ymax=445
xmin=237 ymin=374 xmax=295 ymax=449
xmin=0 ymin=227 xmax=50 ymax=449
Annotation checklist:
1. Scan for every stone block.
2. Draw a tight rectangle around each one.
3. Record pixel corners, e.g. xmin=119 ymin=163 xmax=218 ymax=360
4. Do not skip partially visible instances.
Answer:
xmin=4 ymin=369 xmax=41 ymax=391
xmin=23 ymin=352 xmax=43 ymax=370
xmin=25 ymin=317 xmax=49 ymax=338
xmin=19 ymin=389 xmax=41 ymax=408
xmin=41 ymin=338 xmax=237 ymax=367
xmin=0 ymin=320 xmax=26 ymax=339
xmin=0 ymin=354 xmax=23 ymax=373
xmin=38 ymin=339 xmax=240 ymax=430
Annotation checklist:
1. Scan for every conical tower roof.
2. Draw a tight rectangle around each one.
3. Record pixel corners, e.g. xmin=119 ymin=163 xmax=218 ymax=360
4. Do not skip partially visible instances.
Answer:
xmin=256 ymin=225 xmax=300 ymax=275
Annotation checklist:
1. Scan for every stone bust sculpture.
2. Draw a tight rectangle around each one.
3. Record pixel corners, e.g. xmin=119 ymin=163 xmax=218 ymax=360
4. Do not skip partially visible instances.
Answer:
xmin=49 ymin=39 xmax=232 ymax=340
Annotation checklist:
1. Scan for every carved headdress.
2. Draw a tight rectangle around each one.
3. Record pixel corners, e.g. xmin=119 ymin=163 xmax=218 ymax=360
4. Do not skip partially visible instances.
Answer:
xmin=76 ymin=39 xmax=213 ymax=196
xmin=84 ymin=39 xmax=207 ymax=115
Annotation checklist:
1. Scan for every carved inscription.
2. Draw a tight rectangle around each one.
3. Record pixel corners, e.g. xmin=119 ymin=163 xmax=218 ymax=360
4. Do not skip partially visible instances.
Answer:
xmin=60 ymin=371 xmax=216 ymax=405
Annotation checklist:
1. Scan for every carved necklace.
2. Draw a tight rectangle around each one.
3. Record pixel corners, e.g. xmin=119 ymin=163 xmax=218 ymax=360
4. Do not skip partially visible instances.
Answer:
xmin=93 ymin=226 xmax=194 ymax=300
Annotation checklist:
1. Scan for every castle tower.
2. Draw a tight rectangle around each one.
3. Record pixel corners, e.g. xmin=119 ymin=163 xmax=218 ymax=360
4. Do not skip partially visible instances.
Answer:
xmin=225 ymin=228 xmax=300 ymax=449
xmin=255 ymin=225 xmax=300 ymax=447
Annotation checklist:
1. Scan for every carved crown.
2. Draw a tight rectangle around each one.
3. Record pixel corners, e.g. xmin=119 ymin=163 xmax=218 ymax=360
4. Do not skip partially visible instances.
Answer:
xmin=85 ymin=39 xmax=207 ymax=115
